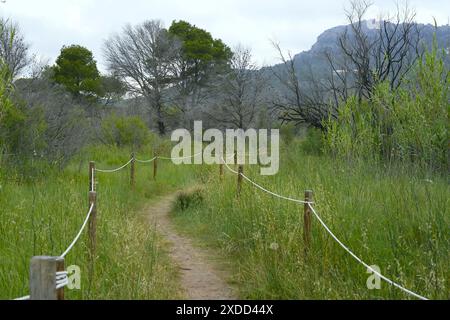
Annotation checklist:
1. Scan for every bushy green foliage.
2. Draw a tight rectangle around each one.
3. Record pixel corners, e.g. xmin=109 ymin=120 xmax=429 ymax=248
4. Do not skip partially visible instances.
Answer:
xmin=175 ymin=188 xmax=204 ymax=211
xmin=169 ymin=20 xmax=232 ymax=78
xmin=101 ymin=114 xmax=152 ymax=148
xmin=324 ymin=45 xmax=449 ymax=172
xmin=301 ymin=127 xmax=324 ymax=155
xmin=0 ymin=64 xmax=13 ymax=124
xmin=52 ymin=45 xmax=102 ymax=99
xmin=0 ymin=62 xmax=47 ymax=172
xmin=279 ymin=123 xmax=297 ymax=146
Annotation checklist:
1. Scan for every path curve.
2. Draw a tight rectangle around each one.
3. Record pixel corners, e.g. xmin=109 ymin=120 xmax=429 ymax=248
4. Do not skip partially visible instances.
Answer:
xmin=146 ymin=192 xmax=236 ymax=300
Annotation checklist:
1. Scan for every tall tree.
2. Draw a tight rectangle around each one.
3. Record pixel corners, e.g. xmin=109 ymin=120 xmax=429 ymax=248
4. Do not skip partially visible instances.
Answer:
xmin=104 ymin=20 xmax=180 ymax=135
xmin=208 ymin=45 xmax=267 ymax=130
xmin=270 ymin=0 xmax=423 ymax=130
xmin=334 ymin=0 xmax=422 ymax=100
xmin=99 ymin=74 xmax=127 ymax=106
xmin=169 ymin=21 xmax=231 ymax=126
xmin=0 ymin=18 xmax=30 ymax=79
xmin=52 ymin=45 xmax=102 ymax=100
xmin=271 ymin=42 xmax=335 ymax=130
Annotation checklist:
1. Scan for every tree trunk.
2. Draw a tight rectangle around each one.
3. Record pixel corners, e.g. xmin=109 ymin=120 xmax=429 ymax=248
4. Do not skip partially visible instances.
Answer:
xmin=158 ymin=120 xmax=165 ymax=136
xmin=156 ymin=106 xmax=165 ymax=136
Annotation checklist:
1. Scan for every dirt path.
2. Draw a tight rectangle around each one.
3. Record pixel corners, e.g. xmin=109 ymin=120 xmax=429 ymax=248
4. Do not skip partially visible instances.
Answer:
xmin=145 ymin=192 xmax=236 ymax=300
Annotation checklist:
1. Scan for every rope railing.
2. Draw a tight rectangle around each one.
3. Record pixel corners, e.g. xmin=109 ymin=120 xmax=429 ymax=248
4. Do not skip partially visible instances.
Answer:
xmin=135 ymin=156 xmax=157 ymax=164
xmin=94 ymin=158 xmax=133 ymax=173
xmin=95 ymin=152 xmax=237 ymax=169
xmin=60 ymin=203 xmax=95 ymax=259
xmin=220 ymin=157 xmax=428 ymax=301
xmin=222 ymin=160 xmax=313 ymax=205
xmin=158 ymin=151 xmax=203 ymax=161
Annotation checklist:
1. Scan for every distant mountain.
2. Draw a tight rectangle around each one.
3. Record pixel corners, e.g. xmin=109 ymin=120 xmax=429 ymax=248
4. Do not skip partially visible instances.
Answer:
xmin=267 ymin=22 xmax=450 ymax=83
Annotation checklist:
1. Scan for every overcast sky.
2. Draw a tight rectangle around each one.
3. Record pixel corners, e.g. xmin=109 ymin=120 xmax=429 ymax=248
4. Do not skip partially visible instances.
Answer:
xmin=1 ymin=0 xmax=449 ymax=72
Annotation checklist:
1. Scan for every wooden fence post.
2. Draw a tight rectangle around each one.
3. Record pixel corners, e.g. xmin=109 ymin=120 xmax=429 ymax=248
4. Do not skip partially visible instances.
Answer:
xmin=219 ymin=163 xmax=224 ymax=179
xmin=30 ymin=256 xmax=62 ymax=300
xmin=89 ymin=161 xmax=95 ymax=192
xmin=237 ymin=165 xmax=244 ymax=196
xmin=304 ymin=190 xmax=313 ymax=253
xmin=130 ymin=152 xmax=135 ymax=188
xmin=88 ymin=191 xmax=97 ymax=269
xmin=56 ymin=257 xmax=65 ymax=300
xmin=153 ymin=154 xmax=158 ymax=180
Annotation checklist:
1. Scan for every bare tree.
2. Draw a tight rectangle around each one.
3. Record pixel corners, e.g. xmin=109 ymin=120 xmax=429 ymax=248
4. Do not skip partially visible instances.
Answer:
xmin=270 ymin=42 xmax=336 ymax=130
xmin=335 ymin=0 xmax=422 ymax=100
xmin=270 ymin=0 xmax=423 ymax=130
xmin=103 ymin=20 xmax=180 ymax=135
xmin=0 ymin=18 xmax=30 ymax=78
xmin=14 ymin=70 xmax=89 ymax=167
xmin=208 ymin=45 xmax=267 ymax=130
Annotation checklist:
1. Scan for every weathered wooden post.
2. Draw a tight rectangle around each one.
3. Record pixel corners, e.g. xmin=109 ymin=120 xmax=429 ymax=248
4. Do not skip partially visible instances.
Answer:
xmin=153 ymin=153 xmax=158 ymax=181
xmin=130 ymin=152 xmax=135 ymax=188
xmin=304 ymin=190 xmax=313 ymax=253
xmin=30 ymin=256 xmax=64 ymax=300
xmin=88 ymin=191 xmax=97 ymax=265
xmin=89 ymin=161 xmax=95 ymax=192
xmin=86 ymin=190 xmax=97 ymax=287
xmin=218 ymin=149 xmax=224 ymax=179
xmin=56 ymin=257 xmax=65 ymax=300
xmin=237 ymin=165 xmax=244 ymax=196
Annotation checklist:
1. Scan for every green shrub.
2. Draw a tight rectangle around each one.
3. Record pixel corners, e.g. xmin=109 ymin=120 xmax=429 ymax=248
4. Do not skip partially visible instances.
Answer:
xmin=175 ymin=188 xmax=204 ymax=211
xmin=0 ymin=62 xmax=49 ymax=178
xmin=324 ymin=43 xmax=449 ymax=172
xmin=101 ymin=114 xmax=152 ymax=148
xmin=301 ymin=127 xmax=324 ymax=155
xmin=279 ymin=123 xmax=297 ymax=145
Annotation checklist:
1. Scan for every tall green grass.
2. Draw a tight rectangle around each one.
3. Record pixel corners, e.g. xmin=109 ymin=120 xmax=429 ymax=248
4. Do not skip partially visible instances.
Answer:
xmin=173 ymin=140 xmax=449 ymax=300
xmin=0 ymin=144 xmax=200 ymax=300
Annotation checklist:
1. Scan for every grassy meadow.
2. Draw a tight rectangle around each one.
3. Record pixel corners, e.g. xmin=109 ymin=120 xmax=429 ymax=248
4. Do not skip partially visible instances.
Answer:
xmin=0 ymin=144 xmax=202 ymax=300
xmin=172 ymin=139 xmax=449 ymax=300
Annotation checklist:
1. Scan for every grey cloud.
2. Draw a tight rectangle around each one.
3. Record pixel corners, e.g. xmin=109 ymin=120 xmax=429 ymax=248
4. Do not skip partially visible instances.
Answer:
xmin=1 ymin=0 xmax=448 ymax=72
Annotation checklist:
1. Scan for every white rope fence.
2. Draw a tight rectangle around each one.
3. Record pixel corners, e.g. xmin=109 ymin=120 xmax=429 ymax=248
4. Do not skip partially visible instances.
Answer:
xmin=158 ymin=151 xmax=203 ymax=161
xmin=221 ymin=157 xmax=428 ymax=300
xmin=222 ymin=160 xmax=313 ymax=205
xmin=95 ymin=152 xmax=214 ymax=170
xmin=135 ymin=156 xmax=157 ymax=164
xmin=60 ymin=203 xmax=95 ymax=259
xmin=94 ymin=158 xmax=133 ymax=173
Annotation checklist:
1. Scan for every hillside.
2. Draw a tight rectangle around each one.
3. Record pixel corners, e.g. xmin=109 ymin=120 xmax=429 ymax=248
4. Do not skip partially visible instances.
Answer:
xmin=267 ymin=21 xmax=450 ymax=82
